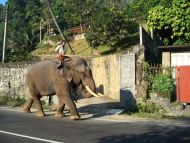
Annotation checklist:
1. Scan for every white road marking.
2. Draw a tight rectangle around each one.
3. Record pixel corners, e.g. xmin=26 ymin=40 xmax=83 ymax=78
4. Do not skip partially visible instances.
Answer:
xmin=0 ymin=130 xmax=63 ymax=143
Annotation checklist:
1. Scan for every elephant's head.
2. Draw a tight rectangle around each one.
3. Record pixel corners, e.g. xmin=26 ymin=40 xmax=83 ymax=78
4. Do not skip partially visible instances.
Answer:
xmin=57 ymin=56 xmax=97 ymax=98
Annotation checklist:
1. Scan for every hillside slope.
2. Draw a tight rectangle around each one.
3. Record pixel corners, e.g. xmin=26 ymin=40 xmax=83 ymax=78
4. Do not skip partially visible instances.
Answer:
xmin=31 ymin=38 xmax=114 ymax=59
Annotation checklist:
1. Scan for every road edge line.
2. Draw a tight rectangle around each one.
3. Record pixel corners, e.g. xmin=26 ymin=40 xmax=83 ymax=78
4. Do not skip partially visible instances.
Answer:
xmin=0 ymin=130 xmax=63 ymax=143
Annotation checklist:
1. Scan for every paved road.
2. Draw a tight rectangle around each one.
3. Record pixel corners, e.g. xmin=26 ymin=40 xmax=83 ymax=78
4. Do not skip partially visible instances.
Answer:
xmin=0 ymin=107 xmax=190 ymax=143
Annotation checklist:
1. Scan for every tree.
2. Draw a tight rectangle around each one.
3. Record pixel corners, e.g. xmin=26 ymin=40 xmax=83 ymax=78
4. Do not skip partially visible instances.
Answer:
xmin=62 ymin=0 xmax=98 ymax=28
xmin=85 ymin=2 xmax=138 ymax=47
xmin=147 ymin=0 xmax=190 ymax=45
xmin=124 ymin=0 xmax=173 ymax=22
xmin=52 ymin=0 xmax=68 ymax=31
xmin=8 ymin=0 xmax=42 ymax=52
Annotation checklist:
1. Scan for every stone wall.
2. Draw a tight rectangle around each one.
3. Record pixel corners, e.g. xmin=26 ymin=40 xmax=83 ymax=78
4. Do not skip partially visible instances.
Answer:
xmin=0 ymin=62 xmax=35 ymax=97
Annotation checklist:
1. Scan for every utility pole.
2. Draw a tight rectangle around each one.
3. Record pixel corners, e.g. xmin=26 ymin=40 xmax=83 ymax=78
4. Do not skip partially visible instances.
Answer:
xmin=40 ymin=19 xmax=42 ymax=42
xmin=46 ymin=0 xmax=75 ymax=54
xmin=2 ymin=4 xmax=8 ymax=63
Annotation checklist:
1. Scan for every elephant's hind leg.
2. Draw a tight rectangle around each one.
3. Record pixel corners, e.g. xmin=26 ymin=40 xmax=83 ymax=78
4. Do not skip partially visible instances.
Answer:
xmin=26 ymin=83 xmax=45 ymax=117
xmin=34 ymin=96 xmax=45 ymax=117
xmin=23 ymin=97 xmax=34 ymax=113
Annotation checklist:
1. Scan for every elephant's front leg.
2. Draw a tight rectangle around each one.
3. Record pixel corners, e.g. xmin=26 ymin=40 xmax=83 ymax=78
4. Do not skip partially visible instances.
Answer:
xmin=63 ymin=95 xmax=80 ymax=120
xmin=55 ymin=79 xmax=80 ymax=120
xmin=55 ymin=100 xmax=65 ymax=117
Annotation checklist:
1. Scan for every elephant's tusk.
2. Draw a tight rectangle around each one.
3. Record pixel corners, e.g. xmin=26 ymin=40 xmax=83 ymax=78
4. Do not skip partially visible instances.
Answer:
xmin=98 ymin=93 xmax=105 ymax=97
xmin=85 ymin=86 xmax=100 ymax=97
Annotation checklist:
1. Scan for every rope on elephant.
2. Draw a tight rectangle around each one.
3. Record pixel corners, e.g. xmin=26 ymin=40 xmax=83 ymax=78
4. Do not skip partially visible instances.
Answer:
xmin=57 ymin=54 xmax=71 ymax=62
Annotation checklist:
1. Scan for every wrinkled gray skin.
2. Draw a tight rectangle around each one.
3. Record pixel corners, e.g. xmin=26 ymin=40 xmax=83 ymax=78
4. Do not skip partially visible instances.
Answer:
xmin=23 ymin=56 xmax=96 ymax=120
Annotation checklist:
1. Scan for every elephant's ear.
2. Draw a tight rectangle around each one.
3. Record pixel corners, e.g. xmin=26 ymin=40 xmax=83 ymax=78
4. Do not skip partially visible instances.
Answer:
xmin=56 ymin=61 xmax=73 ymax=82
xmin=62 ymin=69 xmax=73 ymax=82
xmin=65 ymin=72 xmax=72 ymax=82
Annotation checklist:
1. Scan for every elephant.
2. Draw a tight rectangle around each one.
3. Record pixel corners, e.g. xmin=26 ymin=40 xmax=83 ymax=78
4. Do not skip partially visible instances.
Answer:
xmin=23 ymin=56 xmax=99 ymax=120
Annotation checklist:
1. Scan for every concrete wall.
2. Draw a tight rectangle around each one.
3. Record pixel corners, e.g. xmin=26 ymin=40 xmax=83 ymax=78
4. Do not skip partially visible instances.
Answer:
xmin=91 ymin=54 xmax=136 ymax=109
xmin=120 ymin=54 xmax=136 ymax=109
xmin=91 ymin=55 xmax=121 ymax=101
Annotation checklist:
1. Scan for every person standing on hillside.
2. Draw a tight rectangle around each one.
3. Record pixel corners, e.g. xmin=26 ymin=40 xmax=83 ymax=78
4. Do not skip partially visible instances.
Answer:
xmin=55 ymin=39 xmax=66 ymax=55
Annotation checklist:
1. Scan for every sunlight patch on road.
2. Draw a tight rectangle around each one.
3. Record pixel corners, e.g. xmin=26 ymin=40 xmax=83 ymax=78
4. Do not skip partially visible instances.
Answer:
xmin=0 ymin=130 xmax=63 ymax=143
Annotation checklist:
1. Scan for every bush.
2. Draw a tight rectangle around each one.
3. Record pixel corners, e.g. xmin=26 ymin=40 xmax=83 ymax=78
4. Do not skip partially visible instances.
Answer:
xmin=143 ymin=62 xmax=175 ymax=99
xmin=152 ymin=69 xmax=175 ymax=98
xmin=125 ymin=100 xmax=166 ymax=118
xmin=137 ymin=102 xmax=162 ymax=113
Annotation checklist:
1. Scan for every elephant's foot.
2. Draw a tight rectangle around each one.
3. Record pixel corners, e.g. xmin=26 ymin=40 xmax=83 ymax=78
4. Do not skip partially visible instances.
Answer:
xmin=36 ymin=112 xmax=45 ymax=117
xmin=23 ymin=108 xmax=31 ymax=113
xmin=55 ymin=112 xmax=65 ymax=118
xmin=23 ymin=105 xmax=31 ymax=113
xmin=70 ymin=115 xmax=80 ymax=120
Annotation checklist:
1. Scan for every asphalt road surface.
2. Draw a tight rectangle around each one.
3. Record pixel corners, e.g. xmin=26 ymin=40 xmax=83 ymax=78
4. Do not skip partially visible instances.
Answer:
xmin=0 ymin=107 xmax=190 ymax=143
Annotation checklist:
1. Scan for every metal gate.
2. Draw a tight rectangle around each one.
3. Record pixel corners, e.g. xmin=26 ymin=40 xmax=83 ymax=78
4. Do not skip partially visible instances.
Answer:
xmin=176 ymin=66 xmax=190 ymax=103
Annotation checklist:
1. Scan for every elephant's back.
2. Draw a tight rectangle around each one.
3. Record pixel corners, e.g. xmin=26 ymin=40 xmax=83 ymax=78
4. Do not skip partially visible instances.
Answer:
xmin=34 ymin=59 xmax=58 ymax=69
xmin=27 ymin=59 xmax=59 ymax=79
xmin=26 ymin=60 xmax=59 ymax=96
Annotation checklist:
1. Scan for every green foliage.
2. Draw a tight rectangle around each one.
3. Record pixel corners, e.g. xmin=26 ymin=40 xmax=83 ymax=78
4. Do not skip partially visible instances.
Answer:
xmin=51 ymin=0 xmax=68 ymax=31
xmin=125 ymin=99 xmax=166 ymax=118
xmin=57 ymin=0 xmax=97 ymax=27
xmin=0 ymin=0 xmax=43 ymax=62
xmin=147 ymin=0 xmax=190 ymax=45
xmin=143 ymin=62 xmax=154 ymax=83
xmin=5 ymin=48 xmax=36 ymax=62
xmin=152 ymin=68 xmax=175 ymax=98
xmin=0 ymin=95 xmax=26 ymax=107
xmin=137 ymin=102 xmax=163 ymax=114
xmin=124 ymin=0 xmax=173 ymax=22
xmin=85 ymin=4 xmax=138 ymax=47
xmin=8 ymin=0 xmax=42 ymax=51
xmin=143 ymin=62 xmax=175 ymax=98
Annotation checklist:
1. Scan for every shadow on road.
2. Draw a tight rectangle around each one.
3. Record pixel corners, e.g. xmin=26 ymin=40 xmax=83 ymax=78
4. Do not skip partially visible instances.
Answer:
xmin=96 ymin=125 xmax=190 ymax=143
xmin=77 ymin=102 xmax=120 ymax=120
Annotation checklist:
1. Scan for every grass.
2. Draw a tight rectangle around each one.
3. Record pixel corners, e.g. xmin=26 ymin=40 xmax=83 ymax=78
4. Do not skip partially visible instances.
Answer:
xmin=31 ymin=38 xmax=95 ymax=59
xmin=124 ymin=101 xmax=167 ymax=119
xmin=0 ymin=95 xmax=55 ymax=111
xmin=0 ymin=95 xmax=26 ymax=107
xmin=128 ymin=112 xmax=166 ymax=119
